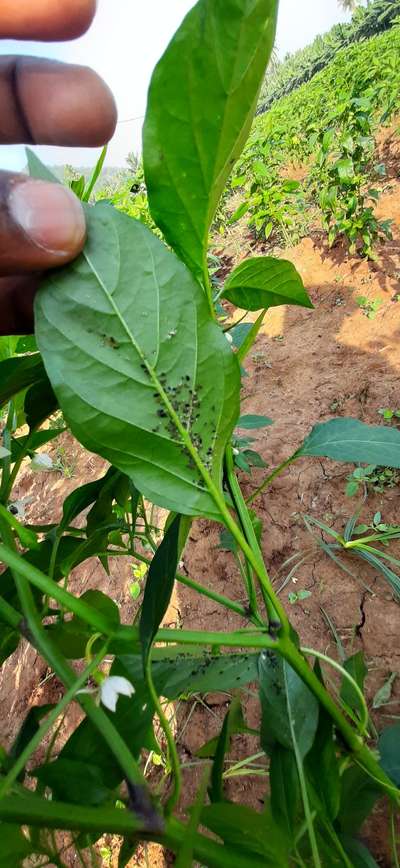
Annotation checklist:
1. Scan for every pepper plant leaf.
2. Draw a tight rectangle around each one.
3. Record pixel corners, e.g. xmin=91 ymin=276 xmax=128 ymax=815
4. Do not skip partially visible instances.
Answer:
xmin=258 ymin=650 xmax=319 ymax=758
xmin=140 ymin=514 xmax=181 ymax=664
xmin=296 ymin=418 xmax=400 ymax=467
xmin=35 ymin=203 xmax=240 ymax=520
xmin=222 ymin=257 xmax=313 ymax=311
xmin=143 ymin=0 xmax=279 ymax=282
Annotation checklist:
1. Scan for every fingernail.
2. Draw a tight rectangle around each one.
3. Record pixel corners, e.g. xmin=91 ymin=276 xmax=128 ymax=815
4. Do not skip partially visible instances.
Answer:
xmin=8 ymin=180 xmax=86 ymax=257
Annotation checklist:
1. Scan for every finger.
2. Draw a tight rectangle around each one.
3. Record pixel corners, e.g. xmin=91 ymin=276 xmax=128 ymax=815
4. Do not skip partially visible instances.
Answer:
xmin=0 ymin=57 xmax=117 ymax=146
xmin=0 ymin=275 xmax=39 ymax=335
xmin=0 ymin=172 xmax=86 ymax=274
xmin=0 ymin=0 xmax=97 ymax=42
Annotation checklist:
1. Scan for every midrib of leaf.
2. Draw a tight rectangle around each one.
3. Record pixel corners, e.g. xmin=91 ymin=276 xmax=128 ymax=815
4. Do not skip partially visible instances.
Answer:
xmin=283 ymin=665 xmax=321 ymax=868
xmin=83 ymin=244 xmax=224 ymax=513
xmin=206 ymin=8 xmax=271 ymax=234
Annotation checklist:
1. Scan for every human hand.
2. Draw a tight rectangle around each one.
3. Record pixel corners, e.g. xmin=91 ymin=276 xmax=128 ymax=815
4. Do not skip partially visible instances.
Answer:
xmin=0 ymin=0 xmax=117 ymax=335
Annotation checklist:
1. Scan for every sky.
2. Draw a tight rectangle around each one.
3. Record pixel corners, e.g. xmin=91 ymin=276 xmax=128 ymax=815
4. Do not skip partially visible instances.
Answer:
xmin=2 ymin=0 xmax=352 ymax=173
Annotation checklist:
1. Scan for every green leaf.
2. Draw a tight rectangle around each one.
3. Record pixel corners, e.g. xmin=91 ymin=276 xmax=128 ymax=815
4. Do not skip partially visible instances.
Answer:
xmin=83 ymin=145 xmax=108 ymax=202
xmin=118 ymin=838 xmax=138 ymax=868
xmin=76 ymin=590 xmax=120 ymax=629
xmin=24 ymin=374 xmax=58 ymax=430
xmin=0 ymin=354 xmax=45 ymax=410
xmin=46 ymin=619 xmax=93 ymax=660
xmin=335 ymin=157 xmax=354 ymax=182
xmin=8 ymin=706 xmax=53 ymax=780
xmin=209 ymin=697 xmax=245 ymax=802
xmin=70 ymin=176 xmax=86 ymax=199
xmin=228 ymin=200 xmax=251 ymax=224
xmin=337 ymin=765 xmax=382 ymax=834
xmin=143 ymin=0 xmax=279 ymax=279
xmin=222 ymin=257 xmax=312 ymax=311
xmin=340 ymin=835 xmax=379 ymax=868
xmin=86 ymin=469 xmax=125 ymax=538
xmin=15 ymin=335 xmax=37 ymax=354
xmin=378 ymin=723 xmax=400 ymax=786
xmin=175 ymin=773 xmax=209 ymax=868
xmin=34 ymin=758 xmax=114 ymax=806
xmin=61 ymin=468 xmax=117 ymax=530
xmin=0 ymin=503 xmax=39 ymax=550
xmin=269 ymin=745 xmax=300 ymax=841
xmin=35 ymin=203 xmax=240 ymax=520
xmin=140 ymin=515 xmax=181 ymax=664
xmin=196 ymin=709 xmax=253 ymax=759
xmin=242 ymin=449 xmax=268 ymax=468
xmin=26 ymin=147 xmax=60 ymax=183
xmin=340 ymin=651 xmax=368 ymax=719
xmin=372 ymin=672 xmax=396 ymax=709
xmin=114 ymin=649 xmax=259 ymax=697
xmin=0 ymin=536 xmax=99 ymax=616
xmin=230 ymin=322 xmax=253 ymax=349
xmin=306 ymin=702 xmax=341 ymax=820
xmin=0 ymin=626 xmax=19 ymax=665
xmin=0 ymin=336 xmax=19 ymax=362
xmin=201 ymin=802 xmax=288 ymax=866
xmin=11 ymin=429 xmax=62 ymax=463
xmin=237 ymin=414 xmax=273 ymax=429
xmin=0 ymin=824 xmax=37 ymax=866
xmin=258 ymin=650 xmax=319 ymax=758
xmin=296 ymin=418 xmax=400 ymax=468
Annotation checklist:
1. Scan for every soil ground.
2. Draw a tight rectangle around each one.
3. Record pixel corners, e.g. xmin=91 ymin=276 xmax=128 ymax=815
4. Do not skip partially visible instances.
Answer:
xmin=1 ymin=145 xmax=400 ymax=866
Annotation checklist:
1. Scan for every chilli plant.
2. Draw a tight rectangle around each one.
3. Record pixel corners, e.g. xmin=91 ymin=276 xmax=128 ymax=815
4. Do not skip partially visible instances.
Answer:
xmin=1 ymin=2 xmax=400 ymax=866
xmin=312 ymin=87 xmax=392 ymax=258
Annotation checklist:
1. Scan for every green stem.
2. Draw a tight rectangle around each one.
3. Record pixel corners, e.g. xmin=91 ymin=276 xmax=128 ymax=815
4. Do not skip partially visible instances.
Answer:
xmin=133 ymin=549 xmax=248 ymax=619
xmin=112 ymin=625 xmax=275 ymax=651
xmin=0 ymin=645 xmax=108 ymax=798
xmin=222 ymin=311 xmax=248 ymax=332
xmin=246 ymin=455 xmax=296 ymax=504
xmin=0 ymin=403 xmax=15 ymax=502
xmin=390 ymin=807 xmax=400 ymax=868
xmin=237 ymin=309 xmax=267 ymax=364
xmin=225 ymin=447 xmax=259 ymax=616
xmin=225 ymin=445 xmax=282 ymax=627
xmin=291 ymin=736 xmax=320 ymax=868
xmin=301 ymin=647 xmax=369 ymax=736
xmin=145 ymin=652 xmax=181 ymax=815
xmin=202 ymin=258 xmax=216 ymax=320
xmin=0 ymin=798 xmax=266 ymax=868
xmin=0 ymin=594 xmax=21 ymax=629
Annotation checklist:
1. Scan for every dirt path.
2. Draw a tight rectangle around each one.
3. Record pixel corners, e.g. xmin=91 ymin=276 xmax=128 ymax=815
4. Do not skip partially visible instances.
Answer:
xmin=1 ymin=178 xmax=400 ymax=865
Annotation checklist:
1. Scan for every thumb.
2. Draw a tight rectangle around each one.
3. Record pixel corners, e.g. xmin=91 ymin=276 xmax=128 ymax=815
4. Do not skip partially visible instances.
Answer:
xmin=0 ymin=172 xmax=86 ymax=274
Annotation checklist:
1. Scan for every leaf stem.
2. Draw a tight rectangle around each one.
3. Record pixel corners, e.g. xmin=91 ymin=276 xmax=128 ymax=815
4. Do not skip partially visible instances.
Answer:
xmin=0 ymin=594 xmax=21 ymax=629
xmin=0 ymin=798 xmax=266 ymax=868
xmin=145 ymin=652 xmax=181 ymax=815
xmin=237 ymin=309 xmax=267 ymax=364
xmin=301 ymin=646 xmax=369 ymax=736
xmin=225 ymin=445 xmax=281 ymax=625
xmin=246 ymin=455 xmax=296 ymax=504
xmin=132 ymin=548 xmax=248 ymax=619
